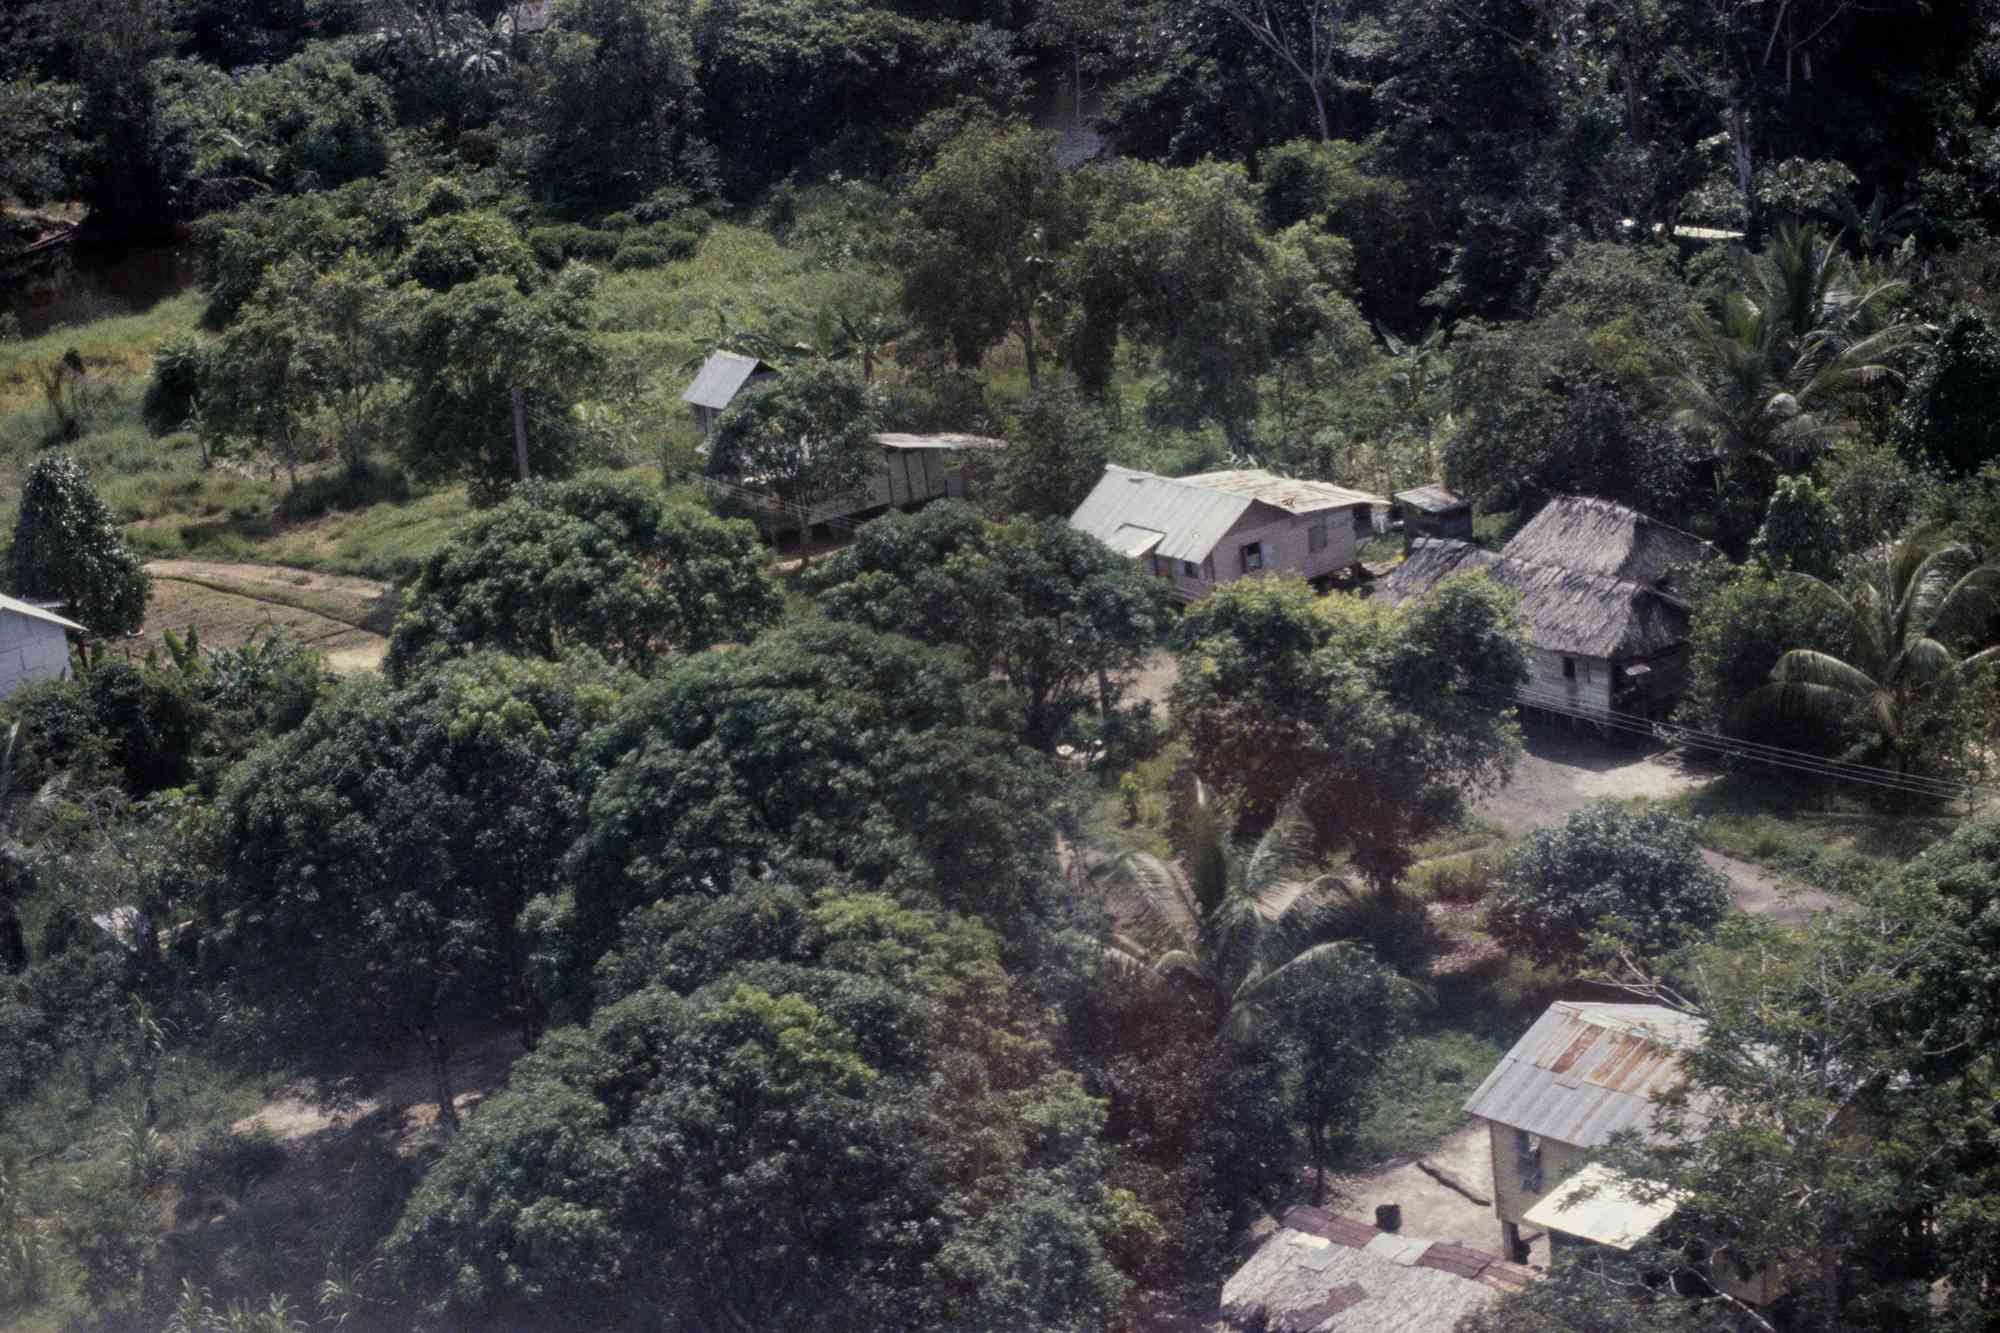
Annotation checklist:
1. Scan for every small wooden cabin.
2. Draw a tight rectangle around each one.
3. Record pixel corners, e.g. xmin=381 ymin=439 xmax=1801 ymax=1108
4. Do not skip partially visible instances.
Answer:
xmin=1395 ymin=485 xmax=1474 ymax=548
xmin=680 ymin=350 xmax=777 ymax=437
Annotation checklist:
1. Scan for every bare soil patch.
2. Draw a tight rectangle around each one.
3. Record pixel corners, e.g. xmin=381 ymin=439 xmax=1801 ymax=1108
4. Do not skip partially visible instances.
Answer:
xmin=141 ymin=559 xmax=394 ymax=675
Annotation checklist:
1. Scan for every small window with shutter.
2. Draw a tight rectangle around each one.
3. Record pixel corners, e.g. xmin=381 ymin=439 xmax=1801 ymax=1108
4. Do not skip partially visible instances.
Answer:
xmin=1240 ymin=542 xmax=1264 ymax=573
xmin=1308 ymin=521 xmax=1327 ymax=553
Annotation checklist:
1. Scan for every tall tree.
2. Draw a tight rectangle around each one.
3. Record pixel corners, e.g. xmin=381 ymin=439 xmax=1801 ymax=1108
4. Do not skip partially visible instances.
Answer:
xmin=389 ymin=474 xmax=783 ymax=674
xmin=1205 ymin=0 xmax=1348 ymax=141
xmin=1172 ymin=574 xmax=1527 ymax=888
xmin=897 ymin=123 xmax=1085 ymax=387
xmin=809 ymin=501 xmax=1171 ymax=749
xmin=402 ymin=265 xmax=604 ymax=502
xmin=7 ymin=454 xmax=150 ymax=637
xmin=704 ymin=358 xmax=881 ymax=536
xmin=207 ymin=652 xmax=628 ymax=1128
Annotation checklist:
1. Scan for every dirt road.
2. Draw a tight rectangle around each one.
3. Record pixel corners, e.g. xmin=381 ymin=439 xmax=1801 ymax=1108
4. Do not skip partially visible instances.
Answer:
xmin=1473 ymin=720 xmax=1833 ymax=920
xmin=143 ymin=558 xmax=395 ymax=675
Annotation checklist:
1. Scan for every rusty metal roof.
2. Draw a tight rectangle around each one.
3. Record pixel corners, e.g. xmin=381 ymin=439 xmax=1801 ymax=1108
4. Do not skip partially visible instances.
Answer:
xmin=1183 ymin=468 xmax=1387 ymax=513
xmin=1463 ymin=1002 xmax=1704 ymax=1148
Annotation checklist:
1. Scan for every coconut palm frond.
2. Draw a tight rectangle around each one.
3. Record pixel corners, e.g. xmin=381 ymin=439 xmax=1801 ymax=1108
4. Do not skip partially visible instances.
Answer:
xmin=1896 ymin=637 xmax=1958 ymax=686
xmin=1957 ymin=645 xmax=2000 ymax=679
xmin=1929 ymin=566 xmax=2000 ymax=648
xmin=1771 ymin=649 xmax=1880 ymax=696
xmin=1185 ymin=779 xmax=1230 ymax=916
xmin=1109 ymin=851 xmax=1202 ymax=956
xmin=1237 ymin=795 xmax=1316 ymax=904
xmin=1101 ymin=943 xmax=1158 ymax=985
xmin=1152 ymin=949 xmax=1207 ymax=983
xmin=1233 ymin=940 xmax=1373 ymax=1008
xmin=1742 ymin=679 xmax=1862 ymax=734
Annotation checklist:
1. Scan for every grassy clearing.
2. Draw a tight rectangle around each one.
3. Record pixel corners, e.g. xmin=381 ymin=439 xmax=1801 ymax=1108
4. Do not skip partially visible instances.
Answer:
xmin=1342 ymin=1029 xmax=1507 ymax=1166
xmin=1656 ymin=769 xmax=1968 ymax=896
xmin=0 ymin=291 xmax=203 ymax=418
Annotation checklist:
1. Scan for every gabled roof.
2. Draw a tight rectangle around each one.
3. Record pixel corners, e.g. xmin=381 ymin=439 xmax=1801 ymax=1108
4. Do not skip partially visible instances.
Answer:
xmin=1182 ymin=469 xmax=1387 ymax=513
xmin=872 ymin=432 xmax=1005 ymax=452
xmin=681 ymin=351 xmax=775 ymax=410
xmin=0 ymin=592 xmax=84 ymax=633
xmin=1505 ymin=496 xmax=1713 ymax=590
xmin=1069 ymin=466 xmax=1257 ymax=564
xmin=1382 ymin=538 xmax=1694 ymax=659
xmin=1395 ymin=485 xmax=1468 ymax=514
xmin=1463 ymin=1002 xmax=1704 ymax=1149
xmin=1221 ymin=1206 xmax=1529 ymax=1332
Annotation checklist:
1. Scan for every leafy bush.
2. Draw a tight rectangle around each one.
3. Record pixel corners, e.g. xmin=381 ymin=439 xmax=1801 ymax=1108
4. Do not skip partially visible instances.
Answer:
xmin=143 ymin=337 xmax=210 ymax=435
xmin=1485 ymin=803 xmax=1732 ymax=965
xmin=609 ymin=242 xmax=670 ymax=271
xmin=176 ymin=1126 xmax=286 ymax=1203
xmin=7 ymin=453 xmax=151 ymax=637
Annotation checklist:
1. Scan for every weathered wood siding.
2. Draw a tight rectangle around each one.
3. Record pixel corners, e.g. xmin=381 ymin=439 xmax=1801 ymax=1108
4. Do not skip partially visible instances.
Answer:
xmin=0 ymin=609 xmax=70 ymax=699
xmin=1521 ymin=646 xmax=1612 ymax=713
xmin=1484 ymin=1118 xmax=1589 ymax=1230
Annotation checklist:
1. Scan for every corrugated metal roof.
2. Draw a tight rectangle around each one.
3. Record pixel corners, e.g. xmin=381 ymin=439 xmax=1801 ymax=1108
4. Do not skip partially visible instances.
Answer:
xmin=1395 ymin=485 xmax=1467 ymax=514
xmin=872 ymin=432 xmax=1006 ymax=451
xmin=1069 ymin=466 xmax=1254 ymax=564
xmin=1184 ymin=469 xmax=1387 ymax=512
xmin=1521 ymin=1162 xmax=1683 ymax=1251
xmin=680 ymin=351 xmax=773 ymax=409
xmin=1463 ymin=1002 xmax=1703 ymax=1148
xmin=0 ymin=592 xmax=84 ymax=633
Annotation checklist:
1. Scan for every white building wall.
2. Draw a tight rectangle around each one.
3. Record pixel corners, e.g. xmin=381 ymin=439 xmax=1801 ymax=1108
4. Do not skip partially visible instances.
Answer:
xmin=0 ymin=609 xmax=72 ymax=699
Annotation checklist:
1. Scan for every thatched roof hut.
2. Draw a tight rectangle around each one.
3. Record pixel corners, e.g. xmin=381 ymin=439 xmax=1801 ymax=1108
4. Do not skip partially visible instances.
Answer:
xmin=1501 ymin=496 xmax=1712 ymax=591
xmin=1383 ymin=497 xmax=1715 ymax=667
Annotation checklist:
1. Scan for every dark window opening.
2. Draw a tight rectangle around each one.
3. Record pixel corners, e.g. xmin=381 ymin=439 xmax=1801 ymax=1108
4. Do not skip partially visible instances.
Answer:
xmin=1562 ymin=657 xmax=1577 ymax=680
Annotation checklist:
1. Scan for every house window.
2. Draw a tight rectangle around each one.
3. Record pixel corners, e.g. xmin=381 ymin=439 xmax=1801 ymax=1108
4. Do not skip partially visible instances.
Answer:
xmin=1515 ymin=1130 xmax=1544 ymax=1194
xmin=1150 ymin=555 xmax=1170 ymax=578
xmin=1308 ymin=521 xmax=1327 ymax=553
xmin=1562 ymin=656 xmax=1577 ymax=681
xmin=1240 ymin=542 xmax=1265 ymax=573
xmin=1183 ymin=560 xmax=1202 ymax=580
xmin=1353 ymin=505 xmax=1372 ymax=538
xmin=1203 ymin=555 xmax=1215 ymax=581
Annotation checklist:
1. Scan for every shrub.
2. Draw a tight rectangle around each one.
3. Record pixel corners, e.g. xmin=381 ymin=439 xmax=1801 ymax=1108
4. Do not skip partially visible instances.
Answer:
xmin=143 ymin=337 xmax=210 ymax=435
xmin=1485 ymin=803 xmax=1732 ymax=966
xmin=610 ymin=242 xmax=670 ymax=271
xmin=8 ymin=453 xmax=151 ymax=637
xmin=176 ymin=1127 xmax=286 ymax=1203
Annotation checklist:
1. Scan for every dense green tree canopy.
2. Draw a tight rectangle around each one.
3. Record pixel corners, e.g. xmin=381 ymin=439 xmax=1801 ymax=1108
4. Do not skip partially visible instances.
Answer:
xmin=568 ymin=621 xmax=1060 ymax=951
xmin=207 ymin=651 xmax=630 ymax=1120
xmin=810 ymin=500 xmax=1170 ymax=748
xmin=1172 ymin=573 xmax=1527 ymax=887
xmin=6 ymin=454 xmax=150 ymax=638
xmin=704 ymin=359 xmax=882 ymax=528
xmin=389 ymin=474 xmax=783 ymax=673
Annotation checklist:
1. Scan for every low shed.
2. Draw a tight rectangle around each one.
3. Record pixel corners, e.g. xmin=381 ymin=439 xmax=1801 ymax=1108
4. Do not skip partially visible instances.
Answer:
xmin=1221 ymin=1205 xmax=1531 ymax=1332
xmin=1394 ymin=486 xmax=1473 ymax=547
xmin=0 ymin=592 xmax=83 ymax=700
xmin=681 ymin=350 xmax=777 ymax=437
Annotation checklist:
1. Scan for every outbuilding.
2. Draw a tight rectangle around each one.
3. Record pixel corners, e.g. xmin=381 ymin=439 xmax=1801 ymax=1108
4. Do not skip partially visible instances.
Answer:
xmin=680 ymin=350 xmax=777 ymax=438
xmin=1394 ymin=485 xmax=1473 ymax=548
xmin=0 ymin=592 xmax=83 ymax=700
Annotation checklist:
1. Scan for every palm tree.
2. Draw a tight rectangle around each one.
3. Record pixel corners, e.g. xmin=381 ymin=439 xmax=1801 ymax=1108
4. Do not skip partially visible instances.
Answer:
xmin=1097 ymin=781 xmax=1366 ymax=1044
xmin=1669 ymin=224 xmax=1924 ymax=478
xmin=1745 ymin=534 xmax=2000 ymax=772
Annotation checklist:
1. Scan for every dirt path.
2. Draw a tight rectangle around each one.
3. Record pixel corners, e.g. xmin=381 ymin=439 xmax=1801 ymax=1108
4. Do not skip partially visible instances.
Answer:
xmin=143 ymin=558 xmax=394 ymax=675
xmin=1472 ymin=721 xmax=1835 ymax=920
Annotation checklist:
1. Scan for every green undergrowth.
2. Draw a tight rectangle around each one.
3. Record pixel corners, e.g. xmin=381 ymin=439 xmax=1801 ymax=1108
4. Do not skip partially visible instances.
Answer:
xmin=1341 ymin=1029 xmax=1507 ymax=1167
xmin=1658 ymin=769 xmax=1967 ymax=898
